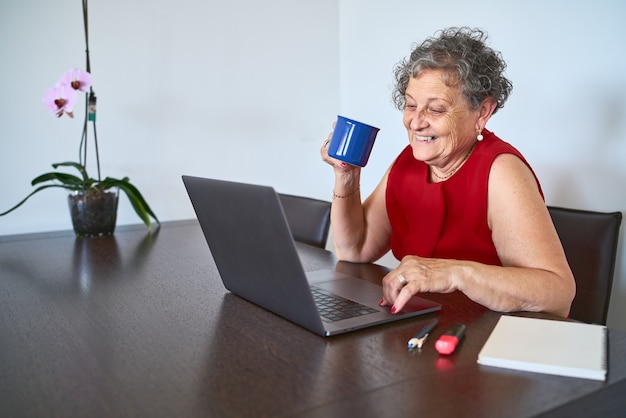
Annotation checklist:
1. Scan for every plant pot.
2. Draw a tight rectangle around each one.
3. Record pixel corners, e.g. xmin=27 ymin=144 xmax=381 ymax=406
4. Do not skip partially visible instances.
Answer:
xmin=68 ymin=188 xmax=119 ymax=238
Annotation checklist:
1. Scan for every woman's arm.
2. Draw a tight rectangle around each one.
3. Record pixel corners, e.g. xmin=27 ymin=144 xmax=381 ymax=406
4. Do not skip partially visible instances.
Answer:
xmin=320 ymin=132 xmax=392 ymax=263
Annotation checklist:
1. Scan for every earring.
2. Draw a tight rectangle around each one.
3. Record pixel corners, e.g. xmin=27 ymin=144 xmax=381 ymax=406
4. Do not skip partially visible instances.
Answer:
xmin=477 ymin=129 xmax=484 ymax=141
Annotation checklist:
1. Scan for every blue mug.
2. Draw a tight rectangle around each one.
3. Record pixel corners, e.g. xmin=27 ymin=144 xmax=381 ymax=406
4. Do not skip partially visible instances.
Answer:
xmin=328 ymin=116 xmax=380 ymax=167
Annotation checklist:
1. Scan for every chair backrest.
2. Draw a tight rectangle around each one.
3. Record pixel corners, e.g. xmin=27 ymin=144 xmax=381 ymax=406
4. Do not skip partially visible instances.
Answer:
xmin=278 ymin=193 xmax=331 ymax=249
xmin=548 ymin=206 xmax=622 ymax=324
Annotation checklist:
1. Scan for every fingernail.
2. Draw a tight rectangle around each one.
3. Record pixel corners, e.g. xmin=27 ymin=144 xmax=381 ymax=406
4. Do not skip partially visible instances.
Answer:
xmin=379 ymin=298 xmax=385 ymax=306
xmin=390 ymin=306 xmax=397 ymax=314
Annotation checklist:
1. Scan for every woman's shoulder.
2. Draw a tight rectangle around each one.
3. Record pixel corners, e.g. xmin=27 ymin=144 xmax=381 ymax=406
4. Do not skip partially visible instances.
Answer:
xmin=476 ymin=130 xmax=544 ymax=198
xmin=474 ymin=131 xmax=534 ymax=174
xmin=489 ymin=147 xmax=544 ymax=199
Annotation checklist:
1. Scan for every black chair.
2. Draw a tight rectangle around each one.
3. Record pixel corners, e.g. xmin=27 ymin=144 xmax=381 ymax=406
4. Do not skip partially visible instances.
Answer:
xmin=548 ymin=206 xmax=622 ymax=325
xmin=278 ymin=193 xmax=331 ymax=249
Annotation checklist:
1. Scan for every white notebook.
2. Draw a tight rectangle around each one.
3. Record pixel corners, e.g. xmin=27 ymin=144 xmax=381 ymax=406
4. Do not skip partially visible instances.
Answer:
xmin=477 ymin=315 xmax=607 ymax=381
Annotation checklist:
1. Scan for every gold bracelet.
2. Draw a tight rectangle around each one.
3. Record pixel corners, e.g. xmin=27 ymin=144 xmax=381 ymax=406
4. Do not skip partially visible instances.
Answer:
xmin=332 ymin=185 xmax=360 ymax=199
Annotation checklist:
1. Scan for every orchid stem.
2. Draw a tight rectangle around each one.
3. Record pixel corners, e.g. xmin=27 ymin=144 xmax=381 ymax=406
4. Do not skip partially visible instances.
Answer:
xmin=82 ymin=0 xmax=101 ymax=183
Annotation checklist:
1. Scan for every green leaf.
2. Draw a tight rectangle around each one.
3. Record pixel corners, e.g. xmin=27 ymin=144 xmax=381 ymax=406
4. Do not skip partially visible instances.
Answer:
xmin=32 ymin=172 xmax=85 ymax=187
xmin=101 ymin=177 xmax=160 ymax=230
xmin=0 ymin=184 xmax=69 ymax=216
xmin=52 ymin=161 xmax=90 ymax=183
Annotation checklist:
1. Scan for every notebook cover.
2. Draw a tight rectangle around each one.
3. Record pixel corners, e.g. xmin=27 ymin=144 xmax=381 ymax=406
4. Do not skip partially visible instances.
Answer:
xmin=477 ymin=315 xmax=607 ymax=381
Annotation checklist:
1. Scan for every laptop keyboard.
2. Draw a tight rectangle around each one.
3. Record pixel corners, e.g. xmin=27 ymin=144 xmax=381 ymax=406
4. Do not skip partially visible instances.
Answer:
xmin=311 ymin=286 xmax=379 ymax=323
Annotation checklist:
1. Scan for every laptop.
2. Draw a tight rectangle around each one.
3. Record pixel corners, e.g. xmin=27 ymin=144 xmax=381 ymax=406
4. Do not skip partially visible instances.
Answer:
xmin=182 ymin=175 xmax=441 ymax=336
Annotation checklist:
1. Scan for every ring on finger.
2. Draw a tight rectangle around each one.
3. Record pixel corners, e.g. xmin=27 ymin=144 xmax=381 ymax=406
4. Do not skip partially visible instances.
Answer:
xmin=397 ymin=274 xmax=407 ymax=286
xmin=323 ymin=139 xmax=330 ymax=148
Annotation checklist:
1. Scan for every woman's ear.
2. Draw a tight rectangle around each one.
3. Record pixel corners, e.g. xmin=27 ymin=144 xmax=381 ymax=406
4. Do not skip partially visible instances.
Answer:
xmin=476 ymin=97 xmax=497 ymax=129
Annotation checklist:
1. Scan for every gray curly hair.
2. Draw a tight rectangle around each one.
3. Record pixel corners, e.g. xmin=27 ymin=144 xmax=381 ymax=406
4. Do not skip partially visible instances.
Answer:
xmin=392 ymin=27 xmax=512 ymax=114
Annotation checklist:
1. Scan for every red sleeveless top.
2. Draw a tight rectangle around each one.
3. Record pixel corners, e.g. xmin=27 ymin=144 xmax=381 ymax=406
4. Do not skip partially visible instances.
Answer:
xmin=385 ymin=130 xmax=542 ymax=265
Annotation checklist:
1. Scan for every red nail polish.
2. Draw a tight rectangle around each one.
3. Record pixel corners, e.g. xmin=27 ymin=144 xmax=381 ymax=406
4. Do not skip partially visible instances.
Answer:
xmin=379 ymin=298 xmax=385 ymax=306
xmin=390 ymin=306 xmax=397 ymax=314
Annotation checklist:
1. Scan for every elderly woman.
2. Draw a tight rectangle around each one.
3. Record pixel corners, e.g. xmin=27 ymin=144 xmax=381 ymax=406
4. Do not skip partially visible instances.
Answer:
xmin=321 ymin=27 xmax=575 ymax=317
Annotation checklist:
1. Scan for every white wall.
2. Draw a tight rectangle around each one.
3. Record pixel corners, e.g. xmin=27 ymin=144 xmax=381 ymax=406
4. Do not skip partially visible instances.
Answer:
xmin=2 ymin=0 xmax=625 ymax=329
xmin=0 ymin=0 xmax=339 ymax=234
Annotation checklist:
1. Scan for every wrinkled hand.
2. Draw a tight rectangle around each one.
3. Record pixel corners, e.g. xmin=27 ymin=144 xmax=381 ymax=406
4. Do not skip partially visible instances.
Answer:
xmin=381 ymin=255 xmax=458 ymax=313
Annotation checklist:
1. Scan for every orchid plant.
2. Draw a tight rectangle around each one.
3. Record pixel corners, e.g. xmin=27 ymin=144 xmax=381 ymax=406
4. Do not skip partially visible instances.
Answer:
xmin=0 ymin=0 xmax=158 ymax=231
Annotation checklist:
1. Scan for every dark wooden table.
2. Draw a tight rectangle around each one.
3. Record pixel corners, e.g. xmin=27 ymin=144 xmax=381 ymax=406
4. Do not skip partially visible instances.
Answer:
xmin=1 ymin=220 xmax=625 ymax=417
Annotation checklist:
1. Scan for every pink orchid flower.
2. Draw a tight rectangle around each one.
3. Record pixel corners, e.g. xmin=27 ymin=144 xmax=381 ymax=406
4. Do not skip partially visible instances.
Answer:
xmin=59 ymin=68 xmax=93 ymax=92
xmin=42 ymin=83 xmax=78 ymax=118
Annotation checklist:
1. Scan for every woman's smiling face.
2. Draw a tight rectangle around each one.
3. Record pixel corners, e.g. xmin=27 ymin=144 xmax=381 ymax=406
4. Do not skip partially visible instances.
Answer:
xmin=403 ymin=69 xmax=480 ymax=170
